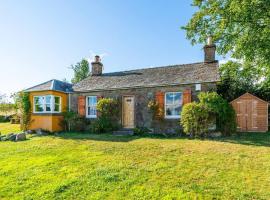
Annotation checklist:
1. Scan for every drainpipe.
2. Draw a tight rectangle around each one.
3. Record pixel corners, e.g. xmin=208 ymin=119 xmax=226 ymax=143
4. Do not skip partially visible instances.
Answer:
xmin=68 ymin=93 xmax=71 ymax=112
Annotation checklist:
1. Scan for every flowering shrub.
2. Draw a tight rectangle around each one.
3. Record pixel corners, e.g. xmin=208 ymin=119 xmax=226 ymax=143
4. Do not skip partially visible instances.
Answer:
xmin=148 ymin=100 xmax=164 ymax=120
xmin=96 ymin=98 xmax=119 ymax=120
xmin=91 ymin=98 xmax=120 ymax=133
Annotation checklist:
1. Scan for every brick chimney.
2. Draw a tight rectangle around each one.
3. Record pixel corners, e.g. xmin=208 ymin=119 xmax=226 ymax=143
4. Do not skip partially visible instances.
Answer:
xmin=91 ymin=55 xmax=103 ymax=76
xmin=204 ymin=36 xmax=216 ymax=63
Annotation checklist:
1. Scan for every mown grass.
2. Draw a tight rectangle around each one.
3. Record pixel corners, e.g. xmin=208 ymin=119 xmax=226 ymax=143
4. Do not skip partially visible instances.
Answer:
xmin=0 ymin=131 xmax=270 ymax=199
xmin=0 ymin=122 xmax=21 ymax=135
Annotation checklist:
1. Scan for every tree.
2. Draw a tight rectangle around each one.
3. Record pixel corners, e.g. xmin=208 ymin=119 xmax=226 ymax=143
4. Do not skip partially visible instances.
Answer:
xmin=217 ymin=60 xmax=270 ymax=102
xmin=183 ymin=0 xmax=270 ymax=70
xmin=217 ymin=61 xmax=261 ymax=101
xmin=71 ymin=59 xmax=90 ymax=84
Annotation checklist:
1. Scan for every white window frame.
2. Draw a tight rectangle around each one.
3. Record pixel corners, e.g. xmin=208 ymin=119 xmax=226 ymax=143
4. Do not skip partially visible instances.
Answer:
xmin=164 ymin=92 xmax=183 ymax=119
xmin=33 ymin=95 xmax=61 ymax=114
xmin=86 ymin=96 xmax=97 ymax=118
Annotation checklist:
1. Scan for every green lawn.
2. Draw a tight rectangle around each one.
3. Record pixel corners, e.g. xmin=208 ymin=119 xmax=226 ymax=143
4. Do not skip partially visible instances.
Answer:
xmin=0 ymin=129 xmax=270 ymax=199
xmin=0 ymin=122 xmax=21 ymax=135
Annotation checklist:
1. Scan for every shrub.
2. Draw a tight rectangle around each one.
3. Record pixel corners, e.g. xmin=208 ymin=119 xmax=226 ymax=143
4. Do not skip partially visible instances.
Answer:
xmin=133 ymin=127 xmax=151 ymax=136
xmin=0 ymin=115 xmax=9 ymax=123
xmin=62 ymin=111 xmax=90 ymax=132
xmin=14 ymin=92 xmax=31 ymax=131
xmin=90 ymin=98 xmax=120 ymax=134
xmin=96 ymin=98 xmax=119 ymax=121
xmin=181 ymin=92 xmax=236 ymax=137
xmin=90 ymin=116 xmax=120 ymax=134
xmin=198 ymin=92 xmax=236 ymax=136
xmin=181 ymin=102 xmax=213 ymax=137
xmin=147 ymin=100 xmax=164 ymax=120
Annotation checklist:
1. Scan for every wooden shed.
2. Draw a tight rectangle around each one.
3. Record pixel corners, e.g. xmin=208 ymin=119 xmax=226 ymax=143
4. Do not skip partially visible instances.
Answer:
xmin=231 ymin=93 xmax=268 ymax=132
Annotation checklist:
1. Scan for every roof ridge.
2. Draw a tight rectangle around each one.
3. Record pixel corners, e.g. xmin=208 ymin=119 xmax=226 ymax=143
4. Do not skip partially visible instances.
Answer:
xmin=24 ymin=79 xmax=54 ymax=91
xmin=102 ymin=62 xmax=209 ymax=75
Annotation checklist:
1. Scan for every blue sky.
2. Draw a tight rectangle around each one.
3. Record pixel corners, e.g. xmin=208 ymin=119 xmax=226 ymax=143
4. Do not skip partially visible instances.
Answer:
xmin=0 ymin=0 xmax=222 ymax=96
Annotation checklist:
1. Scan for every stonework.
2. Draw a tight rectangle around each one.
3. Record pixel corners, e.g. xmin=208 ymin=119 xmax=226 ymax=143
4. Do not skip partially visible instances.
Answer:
xmin=70 ymin=82 xmax=216 ymax=134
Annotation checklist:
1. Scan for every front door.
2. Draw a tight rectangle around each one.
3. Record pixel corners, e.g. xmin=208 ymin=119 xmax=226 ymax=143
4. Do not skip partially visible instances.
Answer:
xmin=123 ymin=96 xmax=135 ymax=128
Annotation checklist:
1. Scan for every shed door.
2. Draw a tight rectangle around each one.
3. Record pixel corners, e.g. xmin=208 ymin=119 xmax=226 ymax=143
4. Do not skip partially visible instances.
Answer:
xmin=236 ymin=99 xmax=266 ymax=132
xmin=122 ymin=96 xmax=135 ymax=128
xmin=236 ymin=101 xmax=247 ymax=131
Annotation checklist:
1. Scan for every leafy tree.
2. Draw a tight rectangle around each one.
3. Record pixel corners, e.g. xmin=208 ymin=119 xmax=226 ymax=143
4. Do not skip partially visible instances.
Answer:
xmin=217 ymin=61 xmax=261 ymax=101
xmin=71 ymin=59 xmax=90 ymax=84
xmin=183 ymin=0 xmax=270 ymax=70
xmin=217 ymin=60 xmax=270 ymax=101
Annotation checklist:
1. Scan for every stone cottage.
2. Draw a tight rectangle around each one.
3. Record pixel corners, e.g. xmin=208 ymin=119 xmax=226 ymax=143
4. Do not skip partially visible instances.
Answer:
xmin=24 ymin=40 xmax=219 ymax=133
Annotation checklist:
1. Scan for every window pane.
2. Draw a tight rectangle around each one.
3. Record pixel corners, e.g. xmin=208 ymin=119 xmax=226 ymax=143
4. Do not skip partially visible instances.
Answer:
xmin=90 ymin=107 xmax=96 ymax=116
xmin=88 ymin=96 xmax=97 ymax=106
xmin=174 ymin=105 xmax=182 ymax=115
xmin=174 ymin=93 xmax=181 ymax=104
xmin=54 ymin=104 xmax=60 ymax=112
xmin=35 ymin=104 xmax=44 ymax=112
xmin=88 ymin=107 xmax=96 ymax=116
xmin=45 ymin=96 xmax=51 ymax=104
xmin=35 ymin=96 xmax=43 ymax=105
xmin=54 ymin=96 xmax=60 ymax=104
xmin=166 ymin=93 xmax=173 ymax=104
xmin=46 ymin=104 xmax=51 ymax=112
xmin=166 ymin=105 xmax=174 ymax=116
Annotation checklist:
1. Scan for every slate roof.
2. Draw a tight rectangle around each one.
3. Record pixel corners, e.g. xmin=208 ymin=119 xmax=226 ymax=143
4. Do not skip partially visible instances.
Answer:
xmin=73 ymin=61 xmax=219 ymax=92
xmin=24 ymin=79 xmax=73 ymax=93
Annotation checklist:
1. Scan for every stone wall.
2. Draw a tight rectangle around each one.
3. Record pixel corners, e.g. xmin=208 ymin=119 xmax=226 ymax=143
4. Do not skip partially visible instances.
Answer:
xmin=70 ymin=82 xmax=216 ymax=134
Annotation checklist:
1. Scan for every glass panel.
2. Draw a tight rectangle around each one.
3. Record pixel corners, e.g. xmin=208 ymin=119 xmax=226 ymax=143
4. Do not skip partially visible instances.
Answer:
xmin=174 ymin=93 xmax=181 ymax=104
xmin=54 ymin=104 xmax=60 ymax=112
xmin=89 ymin=107 xmax=97 ymax=116
xmin=88 ymin=96 xmax=97 ymax=106
xmin=45 ymin=96 xmax=51 ymax=104
xmin=35 ymin=96 xmax=43 ymax=105
xmin=93 ymin=97 xmax=97 ymax=105
xmin=34 ymin=97 xmax=39 ymax=104
xmin=46 ymin=104 xmax=51 ymax=112
xmin=166 ymin=105 xmax=173 ymax=116
xmin=35 ymin=104 xmax=44 ymax=112
xmin=166 ymin=93 xmax=173 ymax=104
xmin=174 ymin=105 xmax=182 ymax=115
xmin=54 ymin=96 xmax=60 ymax=104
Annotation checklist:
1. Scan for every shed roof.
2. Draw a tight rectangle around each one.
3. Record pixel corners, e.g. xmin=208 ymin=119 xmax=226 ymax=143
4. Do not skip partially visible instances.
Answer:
xmin=24 ymin=79 xmax=73 ymax=93
xmin=73 ymin=61 xmax=219 ymax=92
xmin=230 ymin=93 xmax=269 ymax=104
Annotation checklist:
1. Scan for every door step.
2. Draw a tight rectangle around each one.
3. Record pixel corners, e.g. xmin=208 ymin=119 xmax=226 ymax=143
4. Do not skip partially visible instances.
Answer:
xmin=113 ymin=129 xmax=134 ymax=136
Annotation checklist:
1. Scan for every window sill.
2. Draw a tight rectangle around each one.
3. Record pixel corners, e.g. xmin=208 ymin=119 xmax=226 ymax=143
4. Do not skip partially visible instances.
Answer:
xmin=165 ymin=116 xmax=180 ymax=120
xmin=32 ymin=112 xmax=62 ymax=116
xmin=86 ymin=116 xmax=97 ymax=119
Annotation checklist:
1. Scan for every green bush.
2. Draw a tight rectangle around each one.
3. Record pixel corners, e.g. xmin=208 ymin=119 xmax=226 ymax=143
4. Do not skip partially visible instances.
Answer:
xmin=90 ymin=98 xmax=120 ymax=134
xmin=62 ymin=111 xmax=90 ymax=132
xmin=90 ymin=116 xmax=120 ymax=134
xmin=133 ymin=127 xmax=151 ymax=136
xmin=0 ymin=115 xmax=9 ymax=123
xmin=180 ymin=92 xmax=236 ymax=137
xmin=14 ymin=92 xmax=31 ymax=131
xmin=181 ymin=102 xmax=212 ymax=137
xmin=198 ymin=92 xmax=236 ymax=136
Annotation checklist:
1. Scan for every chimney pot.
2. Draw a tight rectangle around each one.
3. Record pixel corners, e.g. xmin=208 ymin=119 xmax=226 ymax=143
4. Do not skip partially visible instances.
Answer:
xmin=94 ymin=55 xmax=101 ymax=62
xmin=204 ymin=37 xmax=216 ymax=63
xmin=207 ymin=36 xmax=213 ymax=45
